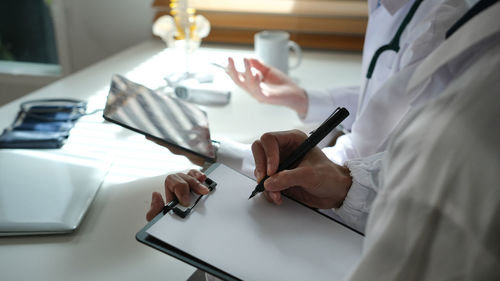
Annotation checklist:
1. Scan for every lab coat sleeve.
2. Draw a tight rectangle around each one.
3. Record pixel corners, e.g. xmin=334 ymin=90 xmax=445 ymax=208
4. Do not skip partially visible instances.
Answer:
xmin=214 ymin=138 xmax=255 ymax=179
xmin=302 ymin=86 xmax=359 ymax=130
xmin=332 ymin=152 xmax=384 ymax=233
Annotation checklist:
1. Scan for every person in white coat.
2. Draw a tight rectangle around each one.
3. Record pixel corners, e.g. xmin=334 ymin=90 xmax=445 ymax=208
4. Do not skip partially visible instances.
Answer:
xmin=151 ymin=0 xmax=470 ymax=232
xmin=242 ymin=0 xmax=500 ymax=278
xmin=243 ymin=0 xmax=500 ymax=234
xmin=347 ymin=0 xmax=500 ymax=278
xmin=160 ymin=0 xmax=500 ymax=278
xmin=148 ymin=1 xmax=500 ymax=278
xmin=223 ymin=0 xmax=469 ymax=166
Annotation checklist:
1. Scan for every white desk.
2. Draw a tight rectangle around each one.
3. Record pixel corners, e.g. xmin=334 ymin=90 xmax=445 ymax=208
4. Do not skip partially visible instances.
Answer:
xmin=0 ymin=40 xmax=361 ymax=281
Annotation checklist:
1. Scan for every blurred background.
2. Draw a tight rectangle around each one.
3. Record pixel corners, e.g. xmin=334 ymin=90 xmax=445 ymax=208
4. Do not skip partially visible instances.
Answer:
xmin=0 ymin=0 xmax=367 ymax=105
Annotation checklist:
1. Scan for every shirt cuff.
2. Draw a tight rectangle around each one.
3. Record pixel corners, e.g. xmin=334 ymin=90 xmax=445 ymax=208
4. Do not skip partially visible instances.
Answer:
xmin=331 ymin=152 xmax=384 ymax=233
xmin=302 ymin=89 xmax=337 ymax=123
xmin=302 ymin=86 xmax=360 ymax=130
xmin=215 ymin=138 xmax=255 ymax=179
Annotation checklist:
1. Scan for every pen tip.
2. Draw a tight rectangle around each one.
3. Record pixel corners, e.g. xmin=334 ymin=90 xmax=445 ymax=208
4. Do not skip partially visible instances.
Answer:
xmin=248 ymin=192 xmax=256 ymax=200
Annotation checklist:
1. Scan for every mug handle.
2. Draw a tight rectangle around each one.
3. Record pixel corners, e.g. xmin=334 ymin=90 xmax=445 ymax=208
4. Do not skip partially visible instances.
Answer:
xmin=288 ymin=40 xmax=302 ymax=70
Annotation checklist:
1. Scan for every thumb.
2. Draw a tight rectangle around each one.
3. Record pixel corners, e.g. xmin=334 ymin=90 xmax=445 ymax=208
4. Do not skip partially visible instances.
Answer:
xmin=146 ymin=192 xmax=165 ymax=221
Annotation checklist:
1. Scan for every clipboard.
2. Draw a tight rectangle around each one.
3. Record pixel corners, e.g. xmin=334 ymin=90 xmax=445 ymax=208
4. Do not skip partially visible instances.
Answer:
xmin=136 ymin=164 xmax=237 ymax=280
xmin=136 ymin=163 xmax=363 ymax=281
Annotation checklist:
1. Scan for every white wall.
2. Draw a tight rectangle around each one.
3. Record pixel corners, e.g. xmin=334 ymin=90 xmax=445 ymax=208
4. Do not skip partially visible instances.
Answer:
xmin=59 ymin=0 xmax=154 ymax=72
xmin=0 ymin=0 xmax=154 ymax=105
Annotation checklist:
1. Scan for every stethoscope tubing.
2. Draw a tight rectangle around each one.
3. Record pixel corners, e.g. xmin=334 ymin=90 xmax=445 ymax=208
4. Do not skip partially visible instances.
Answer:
xmin=357 ymin=0 xmax=424 ymax=115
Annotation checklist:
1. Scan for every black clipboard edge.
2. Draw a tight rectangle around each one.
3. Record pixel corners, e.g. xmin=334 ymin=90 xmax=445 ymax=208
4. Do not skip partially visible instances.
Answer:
xmin=226 ymin=165 xmax=365 ymax=237
xmin=286 ymin=195 xmax=365 ymax=237
xmin=136 ymin=163 xmax=241 ymax=281
xmin=206 ymin=163 xmax=364 ymax=237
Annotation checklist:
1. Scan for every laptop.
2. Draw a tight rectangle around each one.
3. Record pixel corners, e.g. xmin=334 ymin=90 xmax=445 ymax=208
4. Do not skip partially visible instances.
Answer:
xmin=0 ymin=150 xmax=109 ymax=236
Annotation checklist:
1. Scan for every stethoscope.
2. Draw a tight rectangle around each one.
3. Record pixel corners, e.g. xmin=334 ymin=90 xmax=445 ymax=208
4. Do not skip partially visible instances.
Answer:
xmin=357 ymin=0 xmax=424 ymax=114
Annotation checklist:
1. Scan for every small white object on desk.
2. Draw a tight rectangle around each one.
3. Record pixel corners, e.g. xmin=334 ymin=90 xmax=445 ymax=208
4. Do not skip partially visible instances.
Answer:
xmin=174 ymin=84 xmax=231 ymax=106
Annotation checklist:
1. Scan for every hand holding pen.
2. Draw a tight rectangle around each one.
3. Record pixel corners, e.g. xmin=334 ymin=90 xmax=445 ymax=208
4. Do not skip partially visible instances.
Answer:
xmin=250 ymin=108 xmax=353 ymax=209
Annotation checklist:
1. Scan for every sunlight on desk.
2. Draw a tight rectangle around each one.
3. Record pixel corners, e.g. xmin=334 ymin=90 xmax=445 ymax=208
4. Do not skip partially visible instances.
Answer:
xmin=63 ymin=112 xmax=197 ymax=184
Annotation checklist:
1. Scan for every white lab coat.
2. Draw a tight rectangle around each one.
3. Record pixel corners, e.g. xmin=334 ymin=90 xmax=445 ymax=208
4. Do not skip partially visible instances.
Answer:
xmin=337 ymin=0 xmax=500 ymax=232
xmin=218 ymin=0 xmax=470 ymax=232
xmin=345 ymin=2 xmax=500 ymax=279
xmin=309 ymin=0 xmax=469 ymax=165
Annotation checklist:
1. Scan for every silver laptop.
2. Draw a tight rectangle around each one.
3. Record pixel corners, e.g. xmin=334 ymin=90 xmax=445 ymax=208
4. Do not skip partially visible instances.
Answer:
xmin=0 ymin=150 xmax=109 ymax=236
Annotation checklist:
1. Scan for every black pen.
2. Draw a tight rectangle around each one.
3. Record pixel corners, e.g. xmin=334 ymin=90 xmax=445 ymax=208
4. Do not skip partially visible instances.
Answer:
xmin=248 ymin=107 xmax=349 ymax=199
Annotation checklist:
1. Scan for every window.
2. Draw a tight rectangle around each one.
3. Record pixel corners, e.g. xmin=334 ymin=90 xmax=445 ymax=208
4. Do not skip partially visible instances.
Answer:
xmin=152 ymin=0 xmax=368 ymax=51
xmin=0 ymin=0 xmax=62 ymax=76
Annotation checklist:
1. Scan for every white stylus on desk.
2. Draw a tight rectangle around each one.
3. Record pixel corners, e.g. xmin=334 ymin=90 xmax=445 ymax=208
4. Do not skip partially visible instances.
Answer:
xmin=174 ymin=85 xmax=231 ymax=106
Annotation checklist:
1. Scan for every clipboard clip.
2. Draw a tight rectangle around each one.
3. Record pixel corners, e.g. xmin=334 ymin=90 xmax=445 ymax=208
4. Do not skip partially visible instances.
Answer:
xmin=162 ymin=177 xmax=217 ymax=218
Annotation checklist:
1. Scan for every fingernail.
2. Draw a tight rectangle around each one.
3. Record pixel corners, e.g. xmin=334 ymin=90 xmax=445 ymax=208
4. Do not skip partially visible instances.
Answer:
xmin=267 ymin=160 xmax=274 ymax=174
xmin=200 ymin=183 xmax=209 ymax=194
xmin=255 ymin=170 xmax=262 ymax=181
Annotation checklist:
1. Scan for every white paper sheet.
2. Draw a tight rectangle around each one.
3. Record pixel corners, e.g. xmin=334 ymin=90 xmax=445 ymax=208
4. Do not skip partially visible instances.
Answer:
xmin=147 ymin=164 xmax=363 ymax=280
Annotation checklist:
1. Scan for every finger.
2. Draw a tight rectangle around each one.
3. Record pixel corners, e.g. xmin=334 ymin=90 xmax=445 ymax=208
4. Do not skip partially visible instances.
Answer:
xmin=263 ymin=190 xmax=283 ymax=205
xmin=271 ymin=130 xmax=308 ymax=160
xmin=254 ymin=130 xmax=308 ymax=179
xmin=243 ymin=58 xmax=252 ymax=79
xmin=167 ymin=145 xmax=186 ymax=156
xmin=226 ymin=57 xmax=236 ymax=74
xmin=259 ymin=132 xmax=281 ymax=176
xmin=271 ymin=191 xmax=283 ymax=204
xmin=247 ymin=58 xmax=271 ymax=77
xmin=170 ymin=173 xmax=211 ymax=205
xmin=187 ymin=169 xmax=207 ymax=182
xmin=244 ymin=58 xmax=262 ymax=85
xmin=243 ymin=59 xmax=254 ymax=89
xmin=226 ymin=57 xmax=245 ymax=87
xmin=264 ymin=167 xmax=317 ymax=193
xmin=164 ymin=174 xmax=191 ymax=206
xmin=146 ymin=192 xmax=165 ymax=221
xmin=146 ymin=136 xmax=169 ymax=148
xmin=251 ymin=140 xmax=266 ymax=181
xmin=243 ymin=58 xmax=264 ymax=97
xmin=183 ymin=172 xmax=210 ymax=195
xmin=173 ymin=179 xmax=191 ymax=207
xmin=262 ymin=190 xmax=274 ymax=204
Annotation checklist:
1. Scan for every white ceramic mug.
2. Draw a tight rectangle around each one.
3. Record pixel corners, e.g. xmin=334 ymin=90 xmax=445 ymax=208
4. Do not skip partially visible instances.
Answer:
xmin=254 ymin=30 xmax=302 ymax=74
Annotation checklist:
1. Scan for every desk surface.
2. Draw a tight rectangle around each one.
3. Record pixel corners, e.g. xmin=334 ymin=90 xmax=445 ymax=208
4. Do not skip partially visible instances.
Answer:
xmin=0 ymin=40 xmax=361 ymax=281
